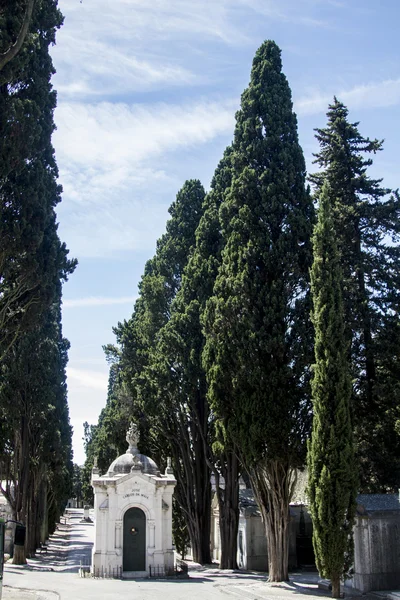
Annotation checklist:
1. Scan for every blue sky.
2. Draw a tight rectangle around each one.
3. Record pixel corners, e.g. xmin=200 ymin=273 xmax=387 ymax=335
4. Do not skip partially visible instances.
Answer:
xmin=50 ymin=0 xmax=400 ymax=464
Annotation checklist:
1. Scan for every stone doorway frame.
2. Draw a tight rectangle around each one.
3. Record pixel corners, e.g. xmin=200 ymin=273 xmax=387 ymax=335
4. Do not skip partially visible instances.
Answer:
xmin=120 ymin=503 xmax=154 ymax=575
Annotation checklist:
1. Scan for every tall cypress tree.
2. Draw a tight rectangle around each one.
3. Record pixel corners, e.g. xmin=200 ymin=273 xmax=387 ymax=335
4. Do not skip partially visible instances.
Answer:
xmin=307 ymin=182 xmax=357 ymax=598
xmin=203 ymin=40 xmax=314 ymax=581
xmin=0 ymin=0 xmax=76 ymax=563
xmin=104 ymin=180 xmax=214 ymax=564
xmin=149 ymin=149 xmax=240 ymax=568
xmin=0 ymin=283 xmax=74 ymax=563
xmin=310 ymin=99 xmax=400 ymax=491
xmin=0 ymin=0 xmax=67 ymax=360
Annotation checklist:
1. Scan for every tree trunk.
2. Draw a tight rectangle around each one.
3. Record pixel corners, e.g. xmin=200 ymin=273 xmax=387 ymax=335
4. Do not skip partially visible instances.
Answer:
xmin=171 ymin=425 xmax=212 ymax=565
xmin=12 ymin=543 xmax=27 ymax=565
xmin=216 ymin=451 xmax=239 ymax=569
xmin=249 ymin=460 xmax=296 ymax=581
xmin=331 ymin=574 xmax=341 ymax=598
xmin=38 ymin=476 xmax=48 ymax=544
xmin=167 ymin=390 xmax=212 ymax=565
xmin=12 ymin=414 xmax=30 ymax=564
xmin=0 ymin=0 xmax=35 ymax=72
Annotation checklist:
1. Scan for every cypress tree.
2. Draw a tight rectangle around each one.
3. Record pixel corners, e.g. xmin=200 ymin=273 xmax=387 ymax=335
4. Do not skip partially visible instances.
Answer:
xmin=307 ymin=182 xmax=357 ymax=598
xmin=0 ymin=0 xmax=76 ymax=563
xmin=310 ymin=99 xmax=400 ymax=490
xmin=149 ymin=149 xmax=240 ymax=568
xmin=103 ymin=180 xmax=214 ymax=564
xmin=203 ymin=40 xmax=314 ymax=581
xmin=0 ymin=0 xmax=67 ymax=360
xmin=0 ymin=289 xmax=74 ymax=562
xmin=0 ymin=0 xmax=35 ymax=72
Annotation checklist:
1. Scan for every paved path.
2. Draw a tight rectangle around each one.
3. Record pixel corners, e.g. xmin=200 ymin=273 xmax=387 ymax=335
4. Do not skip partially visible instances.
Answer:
xmin=1 ymin=509 xmax=390 ymax=600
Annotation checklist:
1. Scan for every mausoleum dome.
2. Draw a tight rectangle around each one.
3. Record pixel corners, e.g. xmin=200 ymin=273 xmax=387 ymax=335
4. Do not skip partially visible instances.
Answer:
xmin=107 ymin=423 xmax=160 ymax=476
xmin=108 ymin=451 xmax=159 ymax=475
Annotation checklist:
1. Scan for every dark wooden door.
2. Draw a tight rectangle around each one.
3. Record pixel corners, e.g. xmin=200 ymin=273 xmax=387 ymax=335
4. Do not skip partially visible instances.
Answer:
xmin=123 ymin=507 xmax=146 ymax=571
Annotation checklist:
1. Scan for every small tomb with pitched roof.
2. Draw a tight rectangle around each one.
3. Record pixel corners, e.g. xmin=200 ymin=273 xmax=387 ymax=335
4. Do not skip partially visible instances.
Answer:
xmin=91 ymin=422 xmax=176 ymax=578
xmin=345 ymin=493 xmax=400 ymax=593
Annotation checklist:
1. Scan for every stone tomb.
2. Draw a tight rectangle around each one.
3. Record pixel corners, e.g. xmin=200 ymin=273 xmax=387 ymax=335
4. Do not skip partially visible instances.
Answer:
xmin=346 ymin=493 xmax=400 ymax=593
xmin=91 ymin=424 xmax=176 ymax=578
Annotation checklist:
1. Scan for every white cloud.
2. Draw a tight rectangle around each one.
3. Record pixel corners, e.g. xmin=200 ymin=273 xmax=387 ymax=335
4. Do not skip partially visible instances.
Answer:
xmin=52 ymin=0 xmax=249 ymax=97
xmin=54 ymin=99 xmax=235 ymax=258
xmin=237 ymin=0 xmax=332 ymax=28
xmin=296 ymin=78 xmax=400 ymax=116
xmin=53 ymin=33 xmax=197 ymax=98
xmin=66 ymin=367 xmax=109 ymax=392
xmin=52 ymin=0 xmax=335 ymax=97
xmin=63 ymin=296 xmax=137 ymax=308
xmin=54 ymin=100 xmax=235 ymax=169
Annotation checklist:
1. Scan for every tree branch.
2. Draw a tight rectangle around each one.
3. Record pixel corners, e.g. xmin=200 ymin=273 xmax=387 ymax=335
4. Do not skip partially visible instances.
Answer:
xmin=0 ymin=0 xmax=35 ymax=72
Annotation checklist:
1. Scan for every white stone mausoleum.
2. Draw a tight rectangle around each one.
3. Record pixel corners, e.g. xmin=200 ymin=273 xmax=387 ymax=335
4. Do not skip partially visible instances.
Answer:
xmin=91 ymin=423 xmax=176 ymax=577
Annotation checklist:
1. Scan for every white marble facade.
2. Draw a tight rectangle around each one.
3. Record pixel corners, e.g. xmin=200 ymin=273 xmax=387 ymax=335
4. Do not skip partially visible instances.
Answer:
xmin=91 ymin=423 xmax=176 ymax=577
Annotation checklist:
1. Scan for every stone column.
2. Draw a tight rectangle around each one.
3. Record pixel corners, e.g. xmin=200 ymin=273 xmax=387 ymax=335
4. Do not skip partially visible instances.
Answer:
xmin=148 ymin=520 xmax=156 ymax=548
xmin=115 ymin=520 xmax=122 ymax=549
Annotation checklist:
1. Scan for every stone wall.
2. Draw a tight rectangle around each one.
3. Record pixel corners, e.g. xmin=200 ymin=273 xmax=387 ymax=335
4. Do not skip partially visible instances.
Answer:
xmin=351 ymin=512 xmax=400 ymax=592
xmin=0 ymin=491 xmax=14 ymax=555
xmin=346 ymin=494 xmax=400 ymax=593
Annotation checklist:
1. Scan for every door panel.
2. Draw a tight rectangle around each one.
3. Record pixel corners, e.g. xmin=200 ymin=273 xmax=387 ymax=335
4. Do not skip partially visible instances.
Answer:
xmin=123 ymin=507 xmax=146 ymax=571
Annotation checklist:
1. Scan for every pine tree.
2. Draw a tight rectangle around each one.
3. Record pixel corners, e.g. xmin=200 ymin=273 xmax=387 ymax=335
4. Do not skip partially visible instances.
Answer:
xmin=307 ymin=182 xmax=357 ymax=598
xmin=310 ymin=99 xmax=400 ymax=491
xmin=203 ymin=40 xmax=314 ymax=581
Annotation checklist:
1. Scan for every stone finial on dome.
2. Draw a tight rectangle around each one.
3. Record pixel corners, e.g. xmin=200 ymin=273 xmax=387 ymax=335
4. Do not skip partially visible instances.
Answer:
xmin=165 ymin=457 xmax=174 ymax=476
xmin=126 ymin=421 xmax=139 ymax=451
xmin=92 ymin=455 xmax=99 ymax=474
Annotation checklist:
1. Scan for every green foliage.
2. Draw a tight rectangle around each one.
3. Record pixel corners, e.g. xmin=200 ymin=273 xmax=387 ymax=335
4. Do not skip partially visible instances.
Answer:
xmin=81 ymin=363 xmax=132 ymax=504
xmin=168 ymin=148 xmax=241 ymax=569
xmin=204 ymin=39 xmax=313 ymax=468
xmin=307 ymin=183 xmax=357 ymax=594
xmin=86 ymin=181 xmax=214 ymax=562
xmin=0 ymin=0 xmax=70 ymax=359
xmin=310 ymin=99 xmax=400 ymax=491
xmin=0 ymin=0 xmax=75 ymax=558
xmin=108 ymin=180 xmax=216 ymax=564
xmin=203 ymin=40 xmax=314 ymax=580
xmin=0 ymin=299 xmax=74 ymax=553
xmin=113 ymin=179 xmax=205 ymax=420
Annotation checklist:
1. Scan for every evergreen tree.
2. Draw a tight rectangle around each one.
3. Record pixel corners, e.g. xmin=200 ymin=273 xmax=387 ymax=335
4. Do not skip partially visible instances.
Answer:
xmin=161 ymin=147 xmax=240 ymax=569
xmin=0 ymin=0 xmax=76 ymax=563
xmin=203 ymin=40 xmax=314 ymax=581
xmin=80 ymin=362 xmax=131 ymax=504
xmin=0 ymin=0 xmax=35 ymax=72
xmin=307 ymin=182 xmax=357 ymax=598
xmin=310 ymin=99 xmax=400 ymax=491
xmin=129 ymin=180 xmax=210 ymax=564
xmin=100 ymin=180 xmax=214 ymax=564
xmin=0 ymin=0 xmax=67 ymax=360
xmin=0 ymin=294 xmax=74 ymax=562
